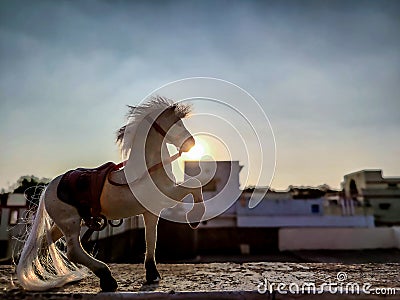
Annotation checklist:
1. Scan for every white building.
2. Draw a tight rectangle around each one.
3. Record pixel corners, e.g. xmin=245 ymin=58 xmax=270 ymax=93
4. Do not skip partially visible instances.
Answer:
xmin=183 ymin=160 xmax=374 ymax=228
xmin=342 ymin=169 xmax=400 ymax=225
xmin=0 ymin=193 xmax=27 ymax=259
xmin=238 ymin=190 xmax=374 ymax=228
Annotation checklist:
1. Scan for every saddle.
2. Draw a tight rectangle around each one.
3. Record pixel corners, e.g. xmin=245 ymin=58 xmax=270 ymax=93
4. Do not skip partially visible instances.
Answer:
xmin=57 ymin=162 xmax=116 ymax=220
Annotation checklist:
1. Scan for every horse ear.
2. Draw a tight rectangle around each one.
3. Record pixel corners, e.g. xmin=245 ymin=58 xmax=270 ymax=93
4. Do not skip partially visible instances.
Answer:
xmin=126 ymin=105 xmax=137 ymax=118
xmin=169 ymin=105 xmax=177 ymax=113
xmin=163 ymin=105 xmax=176 ymax=117
xmin=116 ymin=125 xmax=126 ymax=144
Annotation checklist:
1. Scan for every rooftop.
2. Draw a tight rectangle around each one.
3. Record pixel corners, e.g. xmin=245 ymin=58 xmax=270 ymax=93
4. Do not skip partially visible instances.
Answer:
xmin=1 ymin=261 xmax=399 ymax=299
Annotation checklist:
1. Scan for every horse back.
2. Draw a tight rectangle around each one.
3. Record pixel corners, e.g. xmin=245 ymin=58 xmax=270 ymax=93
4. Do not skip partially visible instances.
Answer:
xmin=57 ymin=162 xmax=116 ymax=219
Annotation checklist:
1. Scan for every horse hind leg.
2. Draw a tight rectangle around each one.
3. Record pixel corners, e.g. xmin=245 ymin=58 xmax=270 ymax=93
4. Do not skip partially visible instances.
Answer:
xmin=45 ymin=188 xmax=118 ymax=291
xmin=64 ymin=221 xmax=118 ymax=292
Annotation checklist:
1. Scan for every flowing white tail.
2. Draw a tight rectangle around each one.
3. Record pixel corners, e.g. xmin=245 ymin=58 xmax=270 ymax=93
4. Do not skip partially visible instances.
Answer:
xmin=16 ymin=187 xmax=89 ymax=291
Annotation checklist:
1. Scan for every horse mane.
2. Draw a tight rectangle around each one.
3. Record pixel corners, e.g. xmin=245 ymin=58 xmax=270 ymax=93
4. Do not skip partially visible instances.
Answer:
xmin=116 ymin=96 xmax=191 ymax=158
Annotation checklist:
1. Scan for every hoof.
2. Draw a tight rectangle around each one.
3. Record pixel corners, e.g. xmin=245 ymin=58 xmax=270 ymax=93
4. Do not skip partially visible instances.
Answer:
xmin=100 ymin=276 xmax=118 ymax=292
xmin=95 ymin=268 xmax=118 ymax=292
xmin=145 ymin=260 xmax=161 ymax=284
xmin=189 ymin=222 xmax=200 ymax=229
xmin=186 ymin=203 xmax=205 ymax=228
xmin=146 ymin=276 xmax=161 ymax=285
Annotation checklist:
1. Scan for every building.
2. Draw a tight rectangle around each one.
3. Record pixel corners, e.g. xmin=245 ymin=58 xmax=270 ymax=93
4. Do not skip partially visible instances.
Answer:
xmin=0 ymin=193 xmax=27 ymax=259
xmin=181 ymin=161 xmax=374 ymax=229
xmin=342 ymin=170 xmax=400 ymax=225
xmin=238 ymin=188 xmax=374 ymax=228
xmin=181 ymin=162 xmax=374 ymax=255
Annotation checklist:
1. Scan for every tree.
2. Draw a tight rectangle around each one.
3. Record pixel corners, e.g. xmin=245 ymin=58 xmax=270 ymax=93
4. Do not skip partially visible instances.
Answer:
xmin=4 ymin=175 xmax=51 ymax=207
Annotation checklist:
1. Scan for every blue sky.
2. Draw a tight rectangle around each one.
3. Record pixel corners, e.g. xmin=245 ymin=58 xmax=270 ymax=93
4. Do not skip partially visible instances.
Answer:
xmin=0 ymin=0 xmax=399 ymax=190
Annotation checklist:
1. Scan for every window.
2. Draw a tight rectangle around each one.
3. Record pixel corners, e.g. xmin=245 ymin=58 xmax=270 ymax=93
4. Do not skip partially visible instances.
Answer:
xmin=9 ymin=209 xmax=18 ymax=225
xmin=311 ymin=204 xmax=320 ymax=214
xmin=379 ymin=203 xmax=391 ymax=210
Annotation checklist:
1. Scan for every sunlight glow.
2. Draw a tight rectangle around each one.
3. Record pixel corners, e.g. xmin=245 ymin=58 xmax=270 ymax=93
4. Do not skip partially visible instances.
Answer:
xmin=184 ymin=141 xmax=205 ymax=160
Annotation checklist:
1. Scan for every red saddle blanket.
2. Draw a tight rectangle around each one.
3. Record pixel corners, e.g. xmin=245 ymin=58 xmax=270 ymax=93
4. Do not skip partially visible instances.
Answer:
xmin=57 ymin=162 xmax=116 ymax=219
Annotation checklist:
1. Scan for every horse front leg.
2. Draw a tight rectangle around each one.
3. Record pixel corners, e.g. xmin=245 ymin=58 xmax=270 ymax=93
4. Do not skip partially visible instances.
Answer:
xmin=185 ymin=187 xmax=205 ymax=229
xmin=143 ymin=211 xmax=161 ymax=284
xmin=171 ymin=184 xmax=205 ymax=229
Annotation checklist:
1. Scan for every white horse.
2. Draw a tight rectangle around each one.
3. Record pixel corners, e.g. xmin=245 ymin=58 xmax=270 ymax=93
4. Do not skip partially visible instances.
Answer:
xmin=16 ymin=97 xmax=205 ymax=292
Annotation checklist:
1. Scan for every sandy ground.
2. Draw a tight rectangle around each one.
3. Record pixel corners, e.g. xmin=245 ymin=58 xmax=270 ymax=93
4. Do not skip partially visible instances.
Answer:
xmin=1 ymin=262 xmax=399 ymax=299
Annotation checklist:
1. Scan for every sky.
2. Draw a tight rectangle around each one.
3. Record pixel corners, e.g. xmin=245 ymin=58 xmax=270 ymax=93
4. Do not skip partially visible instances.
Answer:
xmin=0 ymin=0 xmax=399 ymax=191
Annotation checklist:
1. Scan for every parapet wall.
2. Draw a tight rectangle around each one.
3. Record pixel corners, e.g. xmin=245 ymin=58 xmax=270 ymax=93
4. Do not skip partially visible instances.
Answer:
xmin=279 ymin=226 xmax=400 ymax=251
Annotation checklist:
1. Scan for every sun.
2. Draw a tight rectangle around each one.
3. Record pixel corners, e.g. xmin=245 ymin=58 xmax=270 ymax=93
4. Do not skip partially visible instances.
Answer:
xmin=185 ymin=141 xmax=205 ymax=160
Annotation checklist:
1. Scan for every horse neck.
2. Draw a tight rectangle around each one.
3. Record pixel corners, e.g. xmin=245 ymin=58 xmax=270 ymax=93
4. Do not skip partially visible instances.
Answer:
xmin=125 ymin=126 xmax=169 ymax=177
xmin=145 ymin=128 xmax=165 ymax=166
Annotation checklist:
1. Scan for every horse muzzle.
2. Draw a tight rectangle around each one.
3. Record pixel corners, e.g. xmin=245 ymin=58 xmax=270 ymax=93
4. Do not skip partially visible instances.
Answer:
xmin=180 ymin=136 xmax=195 ymax=153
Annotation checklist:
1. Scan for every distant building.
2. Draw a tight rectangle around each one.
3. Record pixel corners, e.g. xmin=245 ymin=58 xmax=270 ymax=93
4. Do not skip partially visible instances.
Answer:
xmin=180 ymin=161 xmax=375 ymax=229
xmin=238 ymin=188 xmax=374 ymax=228
xmin=0 ymin=193 xmax=27 ymax=259
xmin=179 ymin=161 xmax=375 ymax=255
xmin=342 ymin=170 xmax=400 ymax=225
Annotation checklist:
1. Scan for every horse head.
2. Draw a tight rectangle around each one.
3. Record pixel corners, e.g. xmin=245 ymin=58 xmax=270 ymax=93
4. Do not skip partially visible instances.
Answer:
xmin=153 ymin=104 xmax=195 ymax=153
